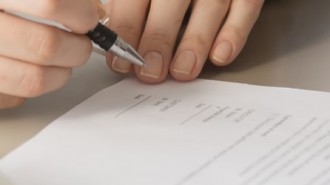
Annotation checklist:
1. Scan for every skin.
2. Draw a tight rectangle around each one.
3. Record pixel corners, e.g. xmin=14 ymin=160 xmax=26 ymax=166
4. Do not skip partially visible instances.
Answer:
xmin=0 ymin=0 xmax=264 ymax=109
xmin=104 ymin=0 xmax=265 ymax=83
xmin=0 ymin=0 xmax=103 ymax=109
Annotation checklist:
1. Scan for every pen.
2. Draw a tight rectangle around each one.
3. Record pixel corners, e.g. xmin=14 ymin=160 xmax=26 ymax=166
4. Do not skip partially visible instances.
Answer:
xmin=4 ymin=10 xmax=145 ymax=67
xmin=87 ymin=22 xmax=146 ymax=67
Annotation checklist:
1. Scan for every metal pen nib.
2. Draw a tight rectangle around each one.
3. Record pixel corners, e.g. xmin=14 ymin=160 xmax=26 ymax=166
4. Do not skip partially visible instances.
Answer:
xmin=109 ymin=37 xmax=146 ymax=66
xmin=87 ymin=23 xmax=146 ymax=67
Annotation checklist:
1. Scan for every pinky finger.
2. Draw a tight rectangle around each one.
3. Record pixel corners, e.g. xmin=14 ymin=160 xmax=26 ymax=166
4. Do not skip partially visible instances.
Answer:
xmin=210 ymin=0 xmax=264 ymax=66
xmin=0 ymin=93 xmax=26 ymax=109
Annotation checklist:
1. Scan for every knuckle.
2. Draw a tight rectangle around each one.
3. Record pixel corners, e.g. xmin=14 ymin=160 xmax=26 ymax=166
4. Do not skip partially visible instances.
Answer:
xmin=19 ymin=66 xmax=48 ymax=97
xmin=223 ymin=24 xmax=247 ymax=41
xmin=27 ymin=27 xmax=60 ymax=64
xmin=182 ymin=33 xmax=209 ymax=51
xmin=147 ymin=28 xmax=172 ymax=48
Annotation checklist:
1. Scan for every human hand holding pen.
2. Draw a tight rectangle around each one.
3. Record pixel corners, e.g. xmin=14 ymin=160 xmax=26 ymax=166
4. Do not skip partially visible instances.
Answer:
xmin=0 ymin=0 xmax=264 ymax=109
xmin=105 ymin=0 xmax=265 ymax=83
xmin=0 ymin=0 xmax=105 ymax=109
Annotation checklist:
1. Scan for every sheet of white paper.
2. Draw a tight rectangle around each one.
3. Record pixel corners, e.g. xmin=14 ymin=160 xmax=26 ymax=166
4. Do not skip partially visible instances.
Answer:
xmin=1 ymin=78 xmax=330 ymax=185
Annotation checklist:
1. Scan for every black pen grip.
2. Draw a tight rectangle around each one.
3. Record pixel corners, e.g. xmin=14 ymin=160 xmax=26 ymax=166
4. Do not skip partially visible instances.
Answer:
xmin=86 ymin=23 xmax=117 ymax=51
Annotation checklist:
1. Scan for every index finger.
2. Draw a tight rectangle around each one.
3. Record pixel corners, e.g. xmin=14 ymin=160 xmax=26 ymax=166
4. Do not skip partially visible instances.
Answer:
xmin=0 ymin=0 xmax=100 ymax=33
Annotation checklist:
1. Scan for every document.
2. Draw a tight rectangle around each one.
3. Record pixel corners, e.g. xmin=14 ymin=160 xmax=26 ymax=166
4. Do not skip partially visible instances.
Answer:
xmin=1 ymin=78 xmax=330 ymax=185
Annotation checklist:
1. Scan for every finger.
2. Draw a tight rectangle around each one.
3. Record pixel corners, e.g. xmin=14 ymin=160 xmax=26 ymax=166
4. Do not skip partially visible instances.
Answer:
xmin=0 ymin=93 xmax=25 ymax=109
xmin=210 ymin=0 xmax=264 ymax=66
xmin=0 ymin=12 xmax=92 ymax=67
xmin=135 ymin=0 xmax=191 ymax=83
xmin=0 ymin=0 xmax=100 ymax=33
xmin=170 ymin=0 xmax=230 ymax=81
xmin=0 ymin=56 xmax=72 ymax=98
xmin=104 ymin=0 xmax=149 ymax=74
xmin=94 ymin=0 xmax=107 ymax=19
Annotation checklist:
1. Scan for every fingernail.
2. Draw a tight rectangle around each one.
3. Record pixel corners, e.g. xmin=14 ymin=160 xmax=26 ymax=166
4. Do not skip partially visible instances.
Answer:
xmin=173 ymin=50 xmax=196 ymax=75
xmin=213 ymin=41 xmax=232 ymax=64
xmin=140 ymin=52 xmax=163 ymax=79
xmin=112 ymin=57 xmax=131 ymax=73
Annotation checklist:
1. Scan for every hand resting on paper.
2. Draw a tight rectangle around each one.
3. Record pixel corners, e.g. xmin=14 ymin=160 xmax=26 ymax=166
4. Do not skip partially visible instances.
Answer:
xmin=104 ymin=0 xmax=265 ymax=83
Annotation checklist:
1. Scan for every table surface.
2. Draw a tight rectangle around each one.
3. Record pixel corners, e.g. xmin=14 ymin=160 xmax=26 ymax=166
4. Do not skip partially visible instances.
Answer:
xmin=1 ymin=0 xmax=330 ymax=158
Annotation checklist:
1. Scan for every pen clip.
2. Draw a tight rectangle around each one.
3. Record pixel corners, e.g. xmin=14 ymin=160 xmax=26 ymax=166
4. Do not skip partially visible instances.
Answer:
xmin=99 ymin=16 xmax=110 ymax=27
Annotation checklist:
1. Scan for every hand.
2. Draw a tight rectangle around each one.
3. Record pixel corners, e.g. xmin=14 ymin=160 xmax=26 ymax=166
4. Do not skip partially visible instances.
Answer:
xmin=0 ymin=0 xmax=103 ymax=109
xmin=105 ymin=0 xmax=264 ymax=83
